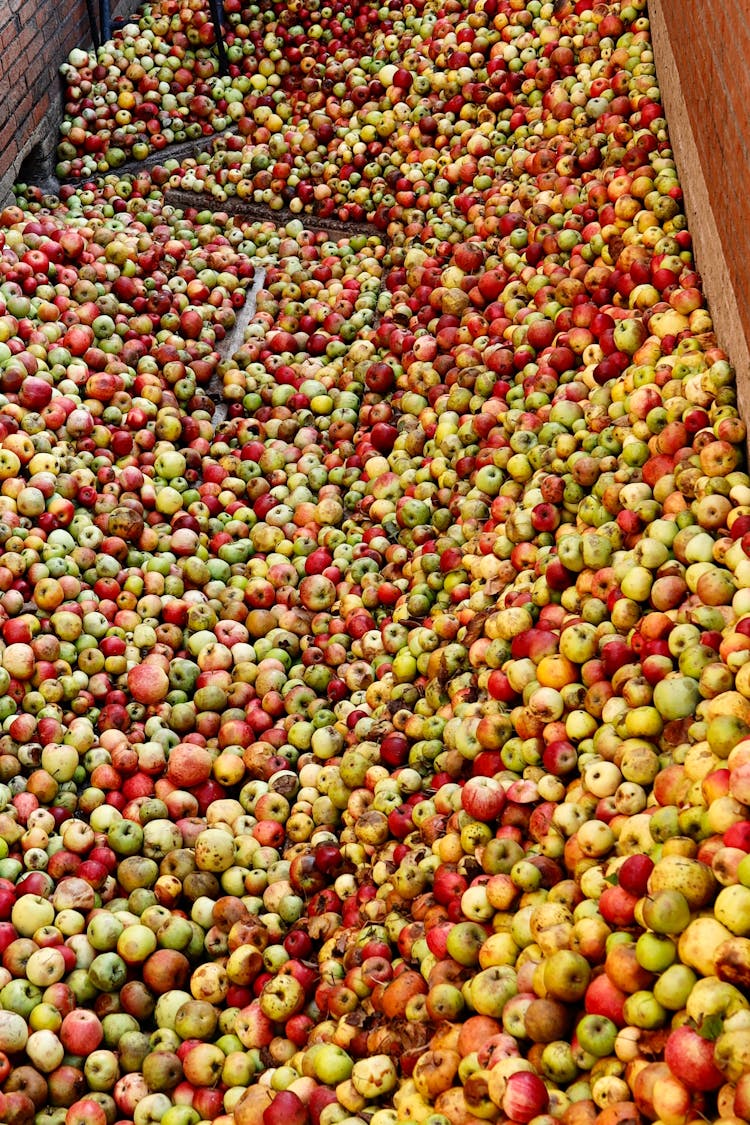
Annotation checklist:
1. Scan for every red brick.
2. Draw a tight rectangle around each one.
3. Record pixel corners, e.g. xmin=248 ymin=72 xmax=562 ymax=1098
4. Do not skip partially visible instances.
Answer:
xmin=0 ymin=24 xmax=19 ymax=56
xmin=0 ymin=116 xmax=20 ymax=157
xmin=0 ymin=24 xmax=18 ymax=55
xmin=13 ymin=22 xmax=36 ymax=56
xmin=22 ymin=46 xmax=50 ymax=88
xmin=0 ymin=0 xmax=93 ymax=181
xmin=13 ymin=88 xmax=39 ymax=129
xmin=30 ymin=93 xmax=52 ymax=128
xmin=0 ymin=9 xmax=17 ymax=35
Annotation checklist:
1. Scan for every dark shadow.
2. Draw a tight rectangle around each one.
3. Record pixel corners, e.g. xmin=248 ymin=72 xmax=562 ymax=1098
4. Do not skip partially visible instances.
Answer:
xmin=17 ymin=144 xmax=49 ymax=186
xmin=16 ymin=142 xmax=59 ymax=194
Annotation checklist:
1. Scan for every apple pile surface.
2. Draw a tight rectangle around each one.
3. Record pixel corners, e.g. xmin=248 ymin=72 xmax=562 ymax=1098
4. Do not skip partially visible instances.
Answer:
xmin=56 ymin=0 xmax=388 ymax=179
xmin=1 ymin=0 xmax=750 ymax=1124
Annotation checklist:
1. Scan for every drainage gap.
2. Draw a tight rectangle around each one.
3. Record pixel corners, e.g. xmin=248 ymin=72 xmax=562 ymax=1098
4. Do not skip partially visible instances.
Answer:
xmin=165 ymin=189 xmax=383 ymax=243
xmin=110 ymin=133 xmax=228 ymax=181
xmin=29 ymin=133 xmax=236 ymax=197
xmin=210 ymin=264 xmax=267 ymax=426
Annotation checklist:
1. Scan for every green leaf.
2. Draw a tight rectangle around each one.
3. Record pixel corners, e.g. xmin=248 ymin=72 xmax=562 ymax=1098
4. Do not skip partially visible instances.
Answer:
xmin=697 ymin=1014 xmax=723 ymax=1042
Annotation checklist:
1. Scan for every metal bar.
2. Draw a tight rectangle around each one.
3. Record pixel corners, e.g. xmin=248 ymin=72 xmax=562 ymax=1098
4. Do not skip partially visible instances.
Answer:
xmin=85 ymin=0 xmax=101 ymax=51
xmin=100 ymin=0 xmax=112 ymax=42
xmin=207 ymin=0 xmax=230 ymax=77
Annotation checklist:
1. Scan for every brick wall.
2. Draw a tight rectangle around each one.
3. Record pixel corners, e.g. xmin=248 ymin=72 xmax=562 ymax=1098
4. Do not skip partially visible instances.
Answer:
xmin=649 ymin=1 xmax=750 ymax=421
xmin=0 ymin=0 xmax=141 ymax=202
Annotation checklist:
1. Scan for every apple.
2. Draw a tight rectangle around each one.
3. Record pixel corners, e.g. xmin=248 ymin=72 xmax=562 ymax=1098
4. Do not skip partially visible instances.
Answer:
xmin=461 ymin=777 xmax=506 ymax=821
xmin=60 ymin=1010 xmax=103 ymax=1055
xmin=502 ymin=1071 xmax=549 ymax=1122
xmin=543 ymin=951 xmax=591 ymax=1003
xmin=575 ymin=1014 xmax=618 ymax=1058
xmin=25 ymin=1028 xmax=64 ymax=1072
xmin=664 ymin=1026 xmax=724 ymax=1090
xmin=641 ymin=889 xmax=692 ymax=935
xmin=264 ymin=1090 xmax=310 ymax=1125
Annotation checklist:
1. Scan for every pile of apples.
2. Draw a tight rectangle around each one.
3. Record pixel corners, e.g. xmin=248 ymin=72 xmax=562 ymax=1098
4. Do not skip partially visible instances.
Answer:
xmin=56 ymin=0 xmax=387 ymax=179
xmin=0 ymin=1 xmax=749 ymax=1125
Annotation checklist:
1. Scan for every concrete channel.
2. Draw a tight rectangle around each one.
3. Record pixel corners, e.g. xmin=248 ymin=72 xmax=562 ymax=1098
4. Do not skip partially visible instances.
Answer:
xmin=209 ymin=264 xmax=267 ymax=427
xmin=165 ymin=189 xmax=381 ymax=243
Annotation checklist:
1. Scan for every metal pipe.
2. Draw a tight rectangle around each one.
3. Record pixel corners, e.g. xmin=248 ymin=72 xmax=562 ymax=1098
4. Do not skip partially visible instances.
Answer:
xmin=100 ymin=0 xmax=112 ymax=44
xmin=85 ymin=0 xmax=101 ymax=51
xmin=207 ymin=0 xmax=230 ymax=77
